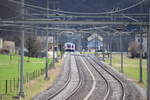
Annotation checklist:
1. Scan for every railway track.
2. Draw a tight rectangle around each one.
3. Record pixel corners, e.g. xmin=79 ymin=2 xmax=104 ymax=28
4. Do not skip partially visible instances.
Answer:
xmin=47 ymin=55 xmax=72 ymax=100
xmin=84 ymin=55 xmax=126 ymax=100
xmin=65 ymin=55 xmax=84 ymax=100
xmin=48 ymin=54 xmax=126 ymax=100
xmin=65 ymin=54 xmax=115 ymax=100
xmin=81 ymin=56 xmax=110 ymax=100
xmin=65 ymin=54 xmax=95 ymax=100
xmin=47 ymin=54 xmax=83 ymax=100
xmin=33 ymin=53 xmax=127 ymax=100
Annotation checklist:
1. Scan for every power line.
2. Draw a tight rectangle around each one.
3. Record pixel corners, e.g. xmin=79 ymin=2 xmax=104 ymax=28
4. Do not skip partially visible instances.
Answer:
xmin=8 ymin=0 xmax=146 ymax=15
xmin=0 ymin=28 xmax=35 ymax=33
xmin=1 ymin=20 xmax=147 ymax=25
xmin=29 ymin=13 xmax=148 ymax=18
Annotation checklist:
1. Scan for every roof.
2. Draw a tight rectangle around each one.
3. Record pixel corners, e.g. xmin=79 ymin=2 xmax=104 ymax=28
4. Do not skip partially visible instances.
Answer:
xmin=87 ymin=33 xmax=103 ymax=41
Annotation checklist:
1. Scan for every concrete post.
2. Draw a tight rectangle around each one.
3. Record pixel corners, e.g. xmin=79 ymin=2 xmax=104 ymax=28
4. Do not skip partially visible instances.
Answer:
xmin=53 ymin=34 xmax=55 ymax=68
xmin=120 ymin=32 xmax=123 ymax=73
xmin=109 ymin=34 xmax=113 ymax=66
xmin=44 ymin=0 xmax=49 ymax=80
xmin=139 ymin=32 xmax=143 ymax=83
xmin=19 ymin=0 xmax=25 ymax=97
xmin=147 ymin=1 xmax=150 ymax=99
xmin=44 ymin=29 xmax=49 ymax=80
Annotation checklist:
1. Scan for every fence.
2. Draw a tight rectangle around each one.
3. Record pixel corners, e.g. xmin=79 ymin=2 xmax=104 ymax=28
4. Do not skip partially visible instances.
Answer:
xmin=0 ymin=68 xmax=46 ymax=95
xmin=0 ymin=58 xmax=57 ymax=95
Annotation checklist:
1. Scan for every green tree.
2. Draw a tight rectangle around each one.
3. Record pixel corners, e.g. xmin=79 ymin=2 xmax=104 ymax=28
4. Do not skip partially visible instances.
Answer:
xmin=25 ymin=35 xmax=42 ymax=61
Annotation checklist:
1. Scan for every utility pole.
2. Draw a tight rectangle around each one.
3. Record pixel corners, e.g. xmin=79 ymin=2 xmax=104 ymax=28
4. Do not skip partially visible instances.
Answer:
xmin=139 ymin=3 xmax=144 ymax=83
xmin=102 ymin=38 xmax=105 ymax=61
xmin=49 ymin=0 xmax=59 ymax=68
xmin=44 ymin=0 xmax=49 ymax=80
xmin=117 ymin=25 xmax=124 ymax=73
xmin=56 ymin=31 xmax=58 ymax=57
xmin=120 ymin=33 xmax=123 ymax=73
xmin=120 ymin=31 xmax=123 ymax=73
xmin=19 ymin=0 xmax=25 ymax=97
xmin=147 ymin=0 xmax=150 ymax=99
xmin=53 ymin=32 xmax=55 ymax=68
xmin=117 ymin=7 xmax=124 ymax=73
xmin=109 ymin=33 xmax=113 ymax=66
xmin=139 ymin=31 xmax=143 ymax=83
xmin=80 ymin=31 xmax=83 ymax=54
xmin=109 ymin=8 xmax=116 ymax=65
xmin=95 ymin=33 xmax=97 ymax=56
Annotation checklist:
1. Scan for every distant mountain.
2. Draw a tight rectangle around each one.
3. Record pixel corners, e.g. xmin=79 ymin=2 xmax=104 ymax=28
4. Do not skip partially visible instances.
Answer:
xmin=0 ymin=0 xmax=21 ymax=46
xmin=0 ymin=0 xmax=148 ymax=47
xmin=0 ymin=0 xmax=20 ymax=19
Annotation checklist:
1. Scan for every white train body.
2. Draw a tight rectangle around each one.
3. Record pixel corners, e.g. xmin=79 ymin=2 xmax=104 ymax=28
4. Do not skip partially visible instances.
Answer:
xmin=64 ymin=42 xmax=75 ymax=52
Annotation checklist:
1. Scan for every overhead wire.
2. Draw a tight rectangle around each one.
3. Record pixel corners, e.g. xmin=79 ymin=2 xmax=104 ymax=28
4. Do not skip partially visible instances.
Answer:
xmin=8 ymin=0 xmax=146 ymax=15
xmin=0 ymin=28 xmax=35 ymax=33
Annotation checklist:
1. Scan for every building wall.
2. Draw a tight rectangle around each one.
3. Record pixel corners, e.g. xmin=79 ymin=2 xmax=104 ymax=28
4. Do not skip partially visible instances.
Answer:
xmin=87 ymin=39 xmax=103 ymax=50
xmin=36 ymin=36 xmax=54 ymax=43
xmin=0 ymin=38 xmax=3 ymax=48
xmin=135 ymin=33 xmax=147 ymax=56
xmin=135 ymin=36 xmax=147 ymax=52
xmin=3 ymin=40 xmax=15 ymax=52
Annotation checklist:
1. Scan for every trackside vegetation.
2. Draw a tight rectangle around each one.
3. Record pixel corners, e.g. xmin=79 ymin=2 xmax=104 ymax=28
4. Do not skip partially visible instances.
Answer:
xmin=105 ymin=54 xmax=147 ymax=88
xmin=0 ymin=54 xmax=52 ymax=95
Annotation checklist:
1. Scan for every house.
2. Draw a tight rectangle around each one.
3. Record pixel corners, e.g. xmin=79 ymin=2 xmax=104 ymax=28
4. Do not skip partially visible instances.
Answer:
xmin=3 ymin=40 xmax=15 ymax=52
xmin=135 ymin=33 xmax=147 ymax=57
xmin=87 ymin=33 xmax=103 ymax=52
xmin=0 ymin=38 xmax=3 ymax=49
xmin=36 ymin=36 xmax=54 ymax=44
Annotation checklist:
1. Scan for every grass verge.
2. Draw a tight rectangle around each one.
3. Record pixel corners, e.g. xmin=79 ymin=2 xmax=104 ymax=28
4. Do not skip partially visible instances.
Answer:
xmin=2 ymin=58 xmax=64 ymax=100
xmin=0 ymin=54 xmax=52 ymax=95
xmin=105 ymin=53 xmax=147 ymax=88
xmin=0 ymin=54 xmax=50 ymax=80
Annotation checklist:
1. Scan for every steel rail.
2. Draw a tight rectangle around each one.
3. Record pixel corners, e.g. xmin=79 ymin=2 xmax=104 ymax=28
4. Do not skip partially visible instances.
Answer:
xmin=80 ymin=56 xmax=96 ymax=100
xmin=47 ymin=55 xmax=71 ymax=100
xmin=83 ymin=56 xmax=110 ymax=100
xmin=65 ymin=55 xmax=84 ymax=100
xmin=89 ymin=56 xmax=126 ymax=100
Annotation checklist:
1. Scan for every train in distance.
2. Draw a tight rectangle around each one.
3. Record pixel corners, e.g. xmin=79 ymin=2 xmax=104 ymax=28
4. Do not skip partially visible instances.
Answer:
xmin=64 ymin=42 xmax=75 ymax=52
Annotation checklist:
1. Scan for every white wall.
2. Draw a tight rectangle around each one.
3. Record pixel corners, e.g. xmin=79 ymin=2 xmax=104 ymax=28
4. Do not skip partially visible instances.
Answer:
xmin=0 ymin=38 xmax=3 ymax=48
xmin=135 ymin=36 xmax=147 ymax=52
